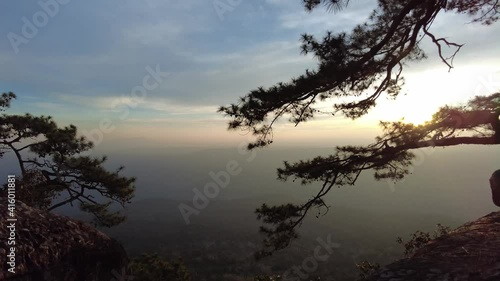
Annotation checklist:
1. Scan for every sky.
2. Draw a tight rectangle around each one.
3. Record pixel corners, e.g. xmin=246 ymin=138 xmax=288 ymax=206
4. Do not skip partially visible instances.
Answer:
xmin=1 ymin=0 xmax=499 ymax=148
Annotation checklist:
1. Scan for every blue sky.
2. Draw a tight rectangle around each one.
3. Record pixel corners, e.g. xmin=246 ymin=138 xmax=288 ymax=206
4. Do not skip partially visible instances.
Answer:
xmin=1 ymin=0 xmax=499 ymax=148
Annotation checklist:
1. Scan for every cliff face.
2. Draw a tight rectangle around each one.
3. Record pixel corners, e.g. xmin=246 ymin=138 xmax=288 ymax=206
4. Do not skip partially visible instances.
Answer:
xmin=367 ymin=211 xmax=500 ymax=281
xmin=0 ymin=200 xmax=128 ymax=281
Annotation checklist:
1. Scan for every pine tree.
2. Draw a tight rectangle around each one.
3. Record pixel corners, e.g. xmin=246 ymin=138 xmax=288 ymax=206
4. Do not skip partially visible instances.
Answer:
xmin=0 ymin=93 xmax=135 ymax=227
xmin=219 ymin=0 xmax=500 ymax=257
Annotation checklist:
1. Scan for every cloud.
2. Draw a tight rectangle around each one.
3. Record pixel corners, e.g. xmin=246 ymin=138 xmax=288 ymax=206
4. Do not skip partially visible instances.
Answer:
xmin=1 ymin=0 xmax=499 ymax=147
xmin=127 ymin=117 xmax=226 ymax=125
xmin=265 ymin=0 xmax=375 ymax=32
xmin=48 ymin=93 xmax=217 ymax=116
xmin=122 ymin=22 xmax=184 ymax=46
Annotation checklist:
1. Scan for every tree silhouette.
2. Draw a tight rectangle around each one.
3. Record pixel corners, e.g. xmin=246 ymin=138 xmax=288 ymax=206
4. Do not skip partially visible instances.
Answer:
xmin=0 ymin=93 xmax=135 ymax=227
xmin=219 ymin=0 xmax=500 ymax=257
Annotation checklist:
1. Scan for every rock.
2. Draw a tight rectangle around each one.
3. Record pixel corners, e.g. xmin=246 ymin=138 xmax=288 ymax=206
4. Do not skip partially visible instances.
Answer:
xmin=366 ymin=211 xmax=500 ymax=281
xmin=0 ymin=199 xmax=128 ymax=281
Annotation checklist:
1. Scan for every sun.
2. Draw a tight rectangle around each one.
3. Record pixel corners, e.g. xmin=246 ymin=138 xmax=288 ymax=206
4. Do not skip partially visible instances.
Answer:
xmin=399 ymin=112 xmax=434 ymax=126
xmin=364 ymin=67 xmax=487 ymax=126
xmin=361 ymin=96 xmax=439 ymax=127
